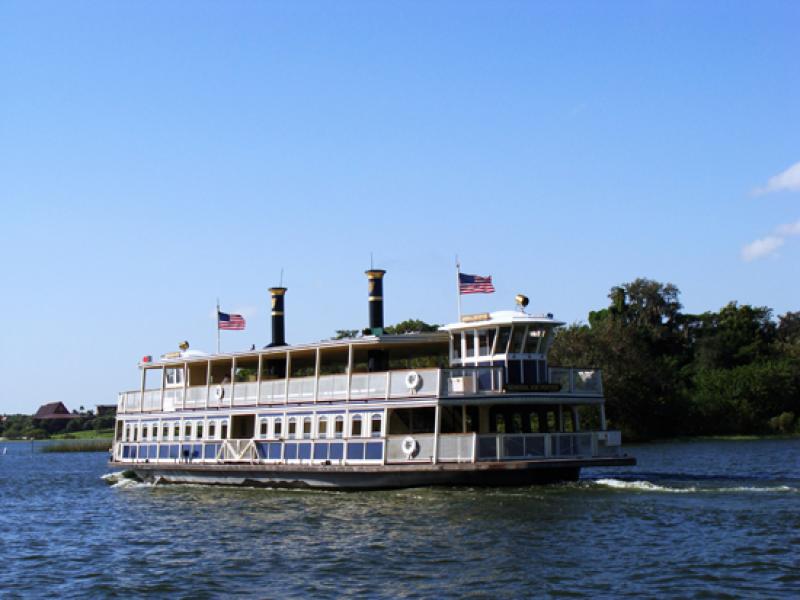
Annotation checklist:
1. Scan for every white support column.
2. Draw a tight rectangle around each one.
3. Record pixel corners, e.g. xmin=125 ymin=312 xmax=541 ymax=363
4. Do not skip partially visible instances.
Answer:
xmin=160 ymin=367 xmax=166 ymax=412
xmin=313 ymin=348 xmax=321 ymax=404
xmin=182 ymin=362 xmax=188 ymax=410
xmin=432 ymin=403 xmax=440 ymax=465
xmin=205 ymin=359 xmax=211 ymax=410
xmin=284 ymin=352 xmax=291 ymax=404
xmin=256 ymin=353 xmax=263 ymax=406
xmin=230 ymin=357 xmax=236 ymax=408
xmin=346 ymin=344 xmax=354 ymax=402
xmin=139 ymin=368 xmax=146 ymax=414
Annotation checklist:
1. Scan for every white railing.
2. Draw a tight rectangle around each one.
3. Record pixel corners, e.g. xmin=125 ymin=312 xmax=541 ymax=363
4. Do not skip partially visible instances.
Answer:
xmin=116 ymin=366 xmax=604 ymax=414
xmin=317 ymin=374 xmax=348 ymax=401
xmin=437 ymin=433 xmax=476 ymax=463
xmin=386 ymin=434 xmax=436 ymax=463
xmin=476 ymin=432 xmax=619 ymax=461
xmin=440 ymin=367 xmax=504 ymax=396
xmin=233 ymin=382 xmax=258 ymax=406
xmin=548 ymin=368 xmax=603 ymax=395
xmin=288 ymin=376 xmax=315 ymax=401
xmin=260 ymin=379 xmax=286 ymax=403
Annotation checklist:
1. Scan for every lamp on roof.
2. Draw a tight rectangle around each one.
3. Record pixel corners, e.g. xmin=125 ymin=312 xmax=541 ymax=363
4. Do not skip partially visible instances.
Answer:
xmin=515 ymin=294 xmax=529 ymax=312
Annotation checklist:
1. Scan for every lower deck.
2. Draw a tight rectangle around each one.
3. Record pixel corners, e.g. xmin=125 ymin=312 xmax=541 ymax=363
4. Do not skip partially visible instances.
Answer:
xmin=113 ymin=429 xmax=626 ymax=466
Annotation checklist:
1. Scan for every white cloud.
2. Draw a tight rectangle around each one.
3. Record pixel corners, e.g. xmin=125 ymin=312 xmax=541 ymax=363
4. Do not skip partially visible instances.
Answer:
xmin=754 ymin=160 xmax=800 ymax=195
xmin=741 ymin=235 xmax=784 ymax=261
xmin=776 ymin=219 xmax=800 ymax=236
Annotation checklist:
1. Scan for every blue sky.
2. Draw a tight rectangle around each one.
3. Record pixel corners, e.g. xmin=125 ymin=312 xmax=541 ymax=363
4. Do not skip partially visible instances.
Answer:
xmin=1 ymin=1 xmax=798 ymax=414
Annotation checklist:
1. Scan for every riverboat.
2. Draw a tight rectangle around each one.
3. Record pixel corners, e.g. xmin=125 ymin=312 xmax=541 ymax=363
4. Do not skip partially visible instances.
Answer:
xmin=110 ymin=269 xmax=635 ymax=488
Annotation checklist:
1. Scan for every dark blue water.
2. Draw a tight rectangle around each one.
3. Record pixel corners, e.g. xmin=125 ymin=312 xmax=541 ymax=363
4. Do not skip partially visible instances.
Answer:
xmin=1 ymin=438 xmax=799 ymax=598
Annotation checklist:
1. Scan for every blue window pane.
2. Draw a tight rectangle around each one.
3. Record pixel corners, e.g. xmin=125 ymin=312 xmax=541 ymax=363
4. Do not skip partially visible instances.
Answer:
xmin=169 ymin=444 xmax=180 ymax=459
xmin=313 ymin=443 xmax=329 ymax=460
xmin=284 ymin=443 xmax=298 ymax=459
xmin=149 ymin=445 xmax=158 ymax=459
xmin=205 ymin=443 xmax=220 ymax=459
xmin=365 ymin=442 xmax=383 ymax=460
xmin=256 ymin=442 xmax=269 ymax=459
xmin=159 ymin=445 xmax=169 ymax=459
xmin=329 ymin=443 xmax=343 ymax=460
xmin=347 ymin=442 xmax=365 ymax=460
xmin=122 ymin=445 xmax=130 ymax=459
xmin=268 ymin=443 xmax=282 ymax=460
xmin=298 ymin=443 xmax=311 ymax=460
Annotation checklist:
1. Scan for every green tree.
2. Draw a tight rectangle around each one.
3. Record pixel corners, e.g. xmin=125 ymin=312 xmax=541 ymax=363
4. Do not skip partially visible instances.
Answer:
xmin=383 ymin=319 xmax=440 ymax=334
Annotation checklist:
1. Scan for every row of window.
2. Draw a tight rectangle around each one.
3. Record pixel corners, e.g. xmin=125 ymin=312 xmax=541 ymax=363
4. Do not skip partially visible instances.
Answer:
xmin=452 ymin=325 xmax=549 ymax=360
xmin=122 ymin=413 xmax=383 ymax=442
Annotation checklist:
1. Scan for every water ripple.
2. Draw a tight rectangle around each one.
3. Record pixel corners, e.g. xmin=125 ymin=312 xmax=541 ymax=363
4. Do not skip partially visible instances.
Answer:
xmin=2 ymin=439 xmax=800 ymax=598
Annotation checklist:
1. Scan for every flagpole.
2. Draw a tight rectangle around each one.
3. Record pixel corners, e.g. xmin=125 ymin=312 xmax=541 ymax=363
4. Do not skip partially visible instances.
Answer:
xmin=455 ymin=256 xmax=462 ymax=322
xmin=216 ymin=298 xmax=221 ymax=354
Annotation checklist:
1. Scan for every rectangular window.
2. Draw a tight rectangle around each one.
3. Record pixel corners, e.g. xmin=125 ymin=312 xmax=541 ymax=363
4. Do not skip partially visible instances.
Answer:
xmin=351 ymin=417 xmax=362 ymax=437
xmin=525 ymin=328 xmax=545 ymax=354
xmin=318 ymin=417 xmax=328 ymax=438
xmin=465 ymin=331 xmax=475 ymax=357
xmin=303 ymin=418 xmax=311 ymax=439
xmin=260 ymin=421 xmax=268 ymax=436
xmin=220 ymin=423 xmax=228 ymax=439
xmin=495 ymin=327 xmax=511 ymax=354
xmin=510 ymin=326 xmax=526 ymax=354
xmin=371 ymin=416 xmax=382 ymax=437
xmin=335 ymin=417 xmax=344 ymax=438
xmin=478 ymin=330 xmax=491 ymax=356
xmin=184 ymin=423 xmax=192 ymax=438
xmin=274 ymin=419 xmax=283 ymax=437
xmin=162 ymin=425 xmax=169 ymax=440
xmin=197 ymin=424 xmax=204 ymax=439
xmin=208 ymin=422 xmax=216 ymax=438
xmin=452 ymin=333 xmax=462 ymax=359
xmin=174 ymin=424 xmax=180 ymax=439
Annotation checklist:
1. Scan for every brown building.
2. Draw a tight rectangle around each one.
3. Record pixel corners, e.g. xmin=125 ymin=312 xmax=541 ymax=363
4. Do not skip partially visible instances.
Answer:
xmin=33 ymin=402 xmax=80 ymax=424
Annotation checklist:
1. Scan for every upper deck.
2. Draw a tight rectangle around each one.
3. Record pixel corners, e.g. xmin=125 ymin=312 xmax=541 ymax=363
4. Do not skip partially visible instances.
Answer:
xmin=117 ymin=312 xmax=604 ymax=415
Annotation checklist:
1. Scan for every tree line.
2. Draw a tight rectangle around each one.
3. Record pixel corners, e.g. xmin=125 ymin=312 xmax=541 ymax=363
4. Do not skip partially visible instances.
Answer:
xmin=549 ymin=278 xmax=800 ymax=440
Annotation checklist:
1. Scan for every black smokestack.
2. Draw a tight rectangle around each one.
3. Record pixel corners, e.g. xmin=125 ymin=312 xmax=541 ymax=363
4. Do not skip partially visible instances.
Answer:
xmin=269 ymin=287 xmax=287 ymax=347
xmin=365 ymin=269 xmax=386 ymax=334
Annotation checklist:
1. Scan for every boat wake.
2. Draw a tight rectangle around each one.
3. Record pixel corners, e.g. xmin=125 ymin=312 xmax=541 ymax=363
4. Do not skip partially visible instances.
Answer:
xmin=592 ymin=478 xmax=797 ymax=494
xmin=101 ymin=472 xmax=152 ymax=489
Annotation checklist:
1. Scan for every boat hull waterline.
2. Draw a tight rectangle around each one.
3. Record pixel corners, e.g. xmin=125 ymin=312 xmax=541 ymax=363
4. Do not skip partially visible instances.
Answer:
xmin=111 ymin=456 xmax=635 ymax=490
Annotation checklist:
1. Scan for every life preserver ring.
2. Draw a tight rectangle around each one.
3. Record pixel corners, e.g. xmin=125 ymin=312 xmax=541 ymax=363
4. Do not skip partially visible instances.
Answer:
xmin=214 ymin=384 xmax=225 ymax=400
xmin=405 ymin=371 xmax=422 ymax=391
xmin=401 ymin=436 xmax=418 ymax=459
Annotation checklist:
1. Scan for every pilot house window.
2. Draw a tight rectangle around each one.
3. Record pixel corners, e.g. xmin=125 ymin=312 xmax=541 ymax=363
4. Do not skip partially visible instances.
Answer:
xmin=351 ymin=415 xmax=362 ymax=437
xmin=452 ymin=333 xmax=462 ymax=359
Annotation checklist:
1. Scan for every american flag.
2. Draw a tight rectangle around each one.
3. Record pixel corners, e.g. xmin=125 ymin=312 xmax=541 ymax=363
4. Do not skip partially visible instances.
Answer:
xmin=218 ymin=311 xmax=246 ymax=330
xmin=459 ymin=273 xmax=495 ymax=294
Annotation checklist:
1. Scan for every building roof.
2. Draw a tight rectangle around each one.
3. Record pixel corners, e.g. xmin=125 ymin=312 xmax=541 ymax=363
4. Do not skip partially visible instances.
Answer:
xmin=33 ymin=402 xmax=79 ymax=420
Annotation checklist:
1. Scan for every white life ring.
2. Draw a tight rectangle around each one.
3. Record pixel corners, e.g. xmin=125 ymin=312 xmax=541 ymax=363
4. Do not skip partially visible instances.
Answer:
xmin=405 ymin=371 xmax=422 ymax=391
xmin=214 ymin=384 xmax=225 ymax=400
xmin=401 ymin=436 xmax=418 ymax=459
